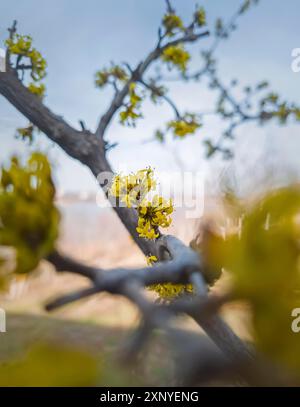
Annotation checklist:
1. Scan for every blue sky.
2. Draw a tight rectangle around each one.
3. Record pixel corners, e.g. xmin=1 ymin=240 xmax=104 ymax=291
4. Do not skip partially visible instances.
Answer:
xmin=1 ymin=0 xmax=300 ymax=194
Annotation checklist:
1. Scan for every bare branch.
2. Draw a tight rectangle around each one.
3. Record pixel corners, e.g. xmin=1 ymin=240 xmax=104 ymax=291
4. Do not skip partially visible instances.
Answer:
xmin=45 ymin=235 xmax=254 ymax=366
xmin=0 ymin=68 xmax=104 ymax=165
xmin=45 ymin=286 xmax=100 ymax=311
xmin=47 ymin=251 xmax=102 ymax=281
xmin=139 ymin=78 xmax=180 ymax=118
xmin=95 ymin=30 xmax=209 ymax=138
xmin=165 ymin=0 xmax=174 ymax=14
xmin=0 ymin=18 xmax=210 ymax=259
xmin=6 ymin=20 xmax=17 ymax=70
xmin=0 ymin=67 xmax=159 ymax=256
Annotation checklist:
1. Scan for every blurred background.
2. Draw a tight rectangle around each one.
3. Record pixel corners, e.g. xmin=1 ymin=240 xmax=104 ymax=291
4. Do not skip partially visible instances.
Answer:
xmin=0 ymin=0 xmax=299 ymax=385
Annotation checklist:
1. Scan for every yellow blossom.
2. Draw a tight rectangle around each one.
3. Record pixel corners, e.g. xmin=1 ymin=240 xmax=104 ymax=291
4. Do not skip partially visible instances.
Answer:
xmin=136 ymin=218 xmax=159 ymax=240
xmin=109 ymin=168 xmax=156 ymax=208
xmin=119 ymin=83 xmax=143 ymax=126
xmin=27 ymin=82 xmax=46 ymax=98
xmin=137 ymin=195 xmax=173 ymax=239
xmin=110 ymin=65 xmax=128 ymax=81
xmin=95 ymin=70 xmax=110 ymax=87
xmin=95 ymin=64 xmax=128 ymax=88
xmin=146 ymin=254 xmax=158 ymax=266
xmin=162 ymin=13 xmax=184 ymax=36
xmin=168 ymin=115 xmax=201 ymax=138
xmin=161 ymin=45 xmax=190 ymax=73
xmin=110 ymin=170 xmax=173 ymax=240
xmin=148 ymin=282 xmax=194 ymax=300
xmin=6 ymin=34 xmax=47 ymax=81
xmin=145 ymin=252 xmax=193 ymax=299
xmin=194 ymin=7 xmax=206 ymax=27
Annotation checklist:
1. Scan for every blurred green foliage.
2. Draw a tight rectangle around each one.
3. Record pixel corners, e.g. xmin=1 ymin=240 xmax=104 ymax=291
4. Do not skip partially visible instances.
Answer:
xmin=0 ymin=343 xmax=99 ymax=386
xmin=0 ymin=153 xmax=60 ymax=286
xmin=202 ymin=186 xmax=300 ymax=375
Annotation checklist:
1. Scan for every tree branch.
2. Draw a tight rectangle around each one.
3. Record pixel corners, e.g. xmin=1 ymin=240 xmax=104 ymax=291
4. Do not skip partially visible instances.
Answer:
xmin=0 ymin=68 xmax=104 ymax=165
xmin=95 ymin=29 xmax=209 ymax=138
xmin=138 ymin=78 xmax=181 ymax=118
xmin=0 ymin=66 xmax=159 ymax=256
xmin=46 ymin=235 xmax=254 ymax=365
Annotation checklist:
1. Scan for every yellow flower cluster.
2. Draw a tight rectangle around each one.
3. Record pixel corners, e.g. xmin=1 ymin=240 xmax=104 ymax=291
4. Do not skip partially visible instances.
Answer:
xmin=161 ymin=44 xmax=190 ymax=73
xmin=146 ymin=254 xmax=194 ymax=300
xmin=27 ymin=83 xmax=46 ymax=99
xmin=146 ymin=254 xmax=158 ymax=266
xmin=109 ymin=168 xmax=173 ymax=240
xmin=6 ymin=31 xmax=47 ymax=141
xmin=150 ymin=282 xmax=194 ymax=300
xmin=162 ymin=13 xmax=184 ymax=36
xmin=119 ymin=83 xmax=144 ymax=126
xmin=168 ymin=114 xmax=201 ymax=138
xmin=194 ymin=7 xmax=206 ymax=27
xmin=95 ymin=64 xmax=128 ymax=88
xmin=137 ymin=195 xmax=173 ymax=239
xmin=5 ymin=34 xmax=47 ymax=81
xmin=110 ymin=168 xmax=156 ymax=208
